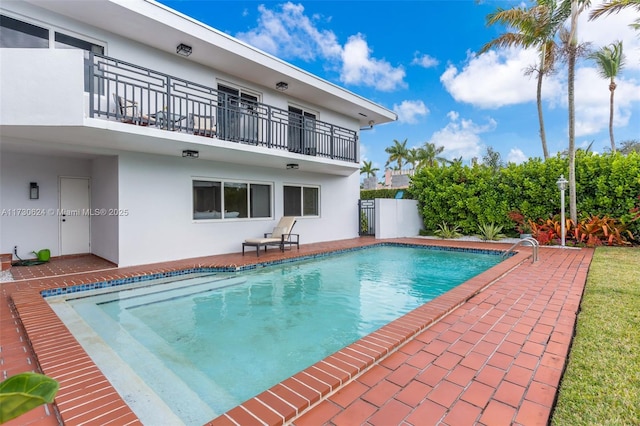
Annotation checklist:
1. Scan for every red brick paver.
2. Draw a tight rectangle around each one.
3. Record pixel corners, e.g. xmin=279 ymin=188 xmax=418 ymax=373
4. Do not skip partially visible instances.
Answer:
xmin=0 ymin=238 xmax=593 ymax=426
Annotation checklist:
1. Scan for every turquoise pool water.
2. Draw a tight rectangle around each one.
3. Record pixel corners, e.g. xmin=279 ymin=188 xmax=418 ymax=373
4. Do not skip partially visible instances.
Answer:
xmin=52 ymin=245 xmax=501 ymax=425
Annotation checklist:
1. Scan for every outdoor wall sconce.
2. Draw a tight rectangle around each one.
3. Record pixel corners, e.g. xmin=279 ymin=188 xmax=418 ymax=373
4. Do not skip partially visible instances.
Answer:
xmin=276 ymin=81 xmax=288 ymax=91
xmin=29 ymin=182 xmax=39 ymax=199
xmin=176 ymin=43 xmax=192 ymax=57
xmin=182 ymin=149 xmax=199 ymax=158
xmin=286 ymin=163 xmax=299 ymax=170
xmin=360 ymin=120 xmax=375 ymax=131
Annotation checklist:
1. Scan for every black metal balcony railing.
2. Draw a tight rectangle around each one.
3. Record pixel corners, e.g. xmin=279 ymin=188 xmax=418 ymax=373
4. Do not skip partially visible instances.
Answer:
xmin=88 ymin=54 xmax=357 ymax=163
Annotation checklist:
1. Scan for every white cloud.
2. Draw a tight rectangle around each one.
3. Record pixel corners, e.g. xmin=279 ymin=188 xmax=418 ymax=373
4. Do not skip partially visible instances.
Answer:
xmin=580 ymin=4 xmax=640 ymax=71
xmin=393 ymin=100 xmax=429 ymax=124
xmin=341 ymin=35 xmax=407 ymax=91
xmin=429 ymin=112 xmax=497 ymax=161
xmin=440 ymin=48 xmax=552 ymax=108
xmin=439 ymin=4 xmax=640 ymax=136
xmin=507 ymin=148 xmax=528 ymax=164
xmin=573 ymin=67 xmax=640 ymax=137
xmin=236 ymin=3 xmax=341 ymax=61
xmin=236 ymin=2 xmax=406 ymax=91
xmin=412 ymin=52 xmax=439 ymax=68
xmin=570 ymin=5 xmax=640 ymax=137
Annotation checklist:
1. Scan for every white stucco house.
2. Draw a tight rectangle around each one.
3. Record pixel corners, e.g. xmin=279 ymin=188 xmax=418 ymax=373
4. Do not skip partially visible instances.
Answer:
xmin=0 ymin=0 xmax=396 ymax=267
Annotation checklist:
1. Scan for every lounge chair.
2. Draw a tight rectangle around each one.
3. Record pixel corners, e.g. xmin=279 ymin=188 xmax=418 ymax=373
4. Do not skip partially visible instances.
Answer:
xmin=242 ymin=216 xmax=299 ymax=256
xmin=113 ymin=94 xmax=155 ymax=125
xmin=189 ymin=113 xmax=216 ymax=137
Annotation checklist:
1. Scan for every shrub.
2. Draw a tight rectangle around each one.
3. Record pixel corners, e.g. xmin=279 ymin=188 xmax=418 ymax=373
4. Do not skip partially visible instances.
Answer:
xmin=407 ymin=152 xmax=640 ymax=240
xmin=360 ymin=189 xmax=406 ymax=200
xmin=360 ymin=211 xmax=369 ymax=234
xmin=477 ymin=222 xmax=506 ymax=241
xmin=572 ymin=215 xmax=633 ymax=247
xmin=434 ymin=222 xmax=462 ymax=239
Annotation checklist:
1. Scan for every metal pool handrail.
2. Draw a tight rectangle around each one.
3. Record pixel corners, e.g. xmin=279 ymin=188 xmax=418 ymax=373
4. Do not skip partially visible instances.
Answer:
xmin=502 ymin=237 xmax=539 ymax=263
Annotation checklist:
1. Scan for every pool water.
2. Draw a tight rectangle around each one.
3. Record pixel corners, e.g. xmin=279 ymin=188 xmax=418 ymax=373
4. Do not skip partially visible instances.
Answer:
xmin=52 ymin=245 xmax=501 ymax=425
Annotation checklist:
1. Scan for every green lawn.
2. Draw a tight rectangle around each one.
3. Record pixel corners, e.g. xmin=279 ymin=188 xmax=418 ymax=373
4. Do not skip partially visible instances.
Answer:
xmin=551 ymin=247 xmax=640 ymax=425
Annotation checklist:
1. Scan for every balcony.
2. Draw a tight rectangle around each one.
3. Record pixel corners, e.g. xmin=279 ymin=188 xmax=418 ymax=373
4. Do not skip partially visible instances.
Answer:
xmin=88 ymin=54 xmax=357 ymax=163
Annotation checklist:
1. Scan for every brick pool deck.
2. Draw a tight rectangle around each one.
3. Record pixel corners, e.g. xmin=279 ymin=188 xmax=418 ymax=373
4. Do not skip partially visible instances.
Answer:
xmin=0 ymin=237 xmax=593 ymax=426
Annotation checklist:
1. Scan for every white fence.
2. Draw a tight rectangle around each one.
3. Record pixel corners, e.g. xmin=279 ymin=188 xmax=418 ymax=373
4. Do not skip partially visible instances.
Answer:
xmin=374 ymin=199 xmax=423 ymax=238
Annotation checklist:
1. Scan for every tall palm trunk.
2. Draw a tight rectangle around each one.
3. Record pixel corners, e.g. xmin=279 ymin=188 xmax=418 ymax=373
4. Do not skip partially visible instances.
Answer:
xmin=609 ymin=81 xmax=617 ymax=152
xmin=567 ymin=0 xmax=580 ymax=224
xmin=536 ymin=63 xmax=549 ymax=159
xmin=568 ymin=47 xmax=577 ymax=223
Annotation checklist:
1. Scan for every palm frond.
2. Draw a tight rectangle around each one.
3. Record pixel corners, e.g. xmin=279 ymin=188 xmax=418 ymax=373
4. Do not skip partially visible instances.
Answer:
xmin=589 ymin=0 xmax=640 ymax=20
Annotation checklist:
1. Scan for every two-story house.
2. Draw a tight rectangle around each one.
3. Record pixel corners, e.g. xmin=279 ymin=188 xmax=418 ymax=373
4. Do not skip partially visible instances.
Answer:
xmin=0 ymin=0 xmax=396 ymax=267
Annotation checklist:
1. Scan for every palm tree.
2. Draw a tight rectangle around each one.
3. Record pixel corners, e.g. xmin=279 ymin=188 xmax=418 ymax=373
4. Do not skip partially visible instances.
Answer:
xmin=406 ymin=148 xmax=419 ymax=170
xmin=446 ymin=156 xmax=464 ymax=167
xmin=359 ymin=160 xmax=379 ymax=178
xmin=589 ymin=0 xmax=640 ymax=30
xmin=619 ymin=139 xmax=640 ymax=154
xmin=481 ymin=0 xmax=568 ymax=160
xmin=384 ymin=139 xmax=409 ymax=170
xmin=563 ymin=0 xmax=591 ymax=223
xmin=482 ymin=146 xmax=504 ymax=173
xmin=589 ymin=41 xmax=625 ymax=152
xmin=416 ymin=142 xmax=446 ymax=168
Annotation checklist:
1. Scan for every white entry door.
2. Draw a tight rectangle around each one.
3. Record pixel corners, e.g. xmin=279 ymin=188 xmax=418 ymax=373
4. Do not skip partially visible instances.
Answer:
xmin=60 ymin=177 xmax=91 ymax=255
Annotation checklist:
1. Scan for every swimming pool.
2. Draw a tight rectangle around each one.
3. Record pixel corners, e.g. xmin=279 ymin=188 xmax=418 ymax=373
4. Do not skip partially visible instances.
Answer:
xmin=48 ymin=245 xmax=502 ymax=425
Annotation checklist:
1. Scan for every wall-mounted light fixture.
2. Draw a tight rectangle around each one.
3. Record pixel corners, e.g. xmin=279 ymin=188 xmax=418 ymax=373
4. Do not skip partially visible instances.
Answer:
xmin=182 ymin=149 xmax=199 ymax=158
xmin=276 ymin=81 xmax=288 ymax=91
xmin=286 ymin=163 xmax=299 ymax=170
xmin=29 ymin=182 xmax=39 ymax=200
xmin=360 ymin=120 xmax=375 ymax=131
xmin=176 ymin=43 xmax=192 ymax=57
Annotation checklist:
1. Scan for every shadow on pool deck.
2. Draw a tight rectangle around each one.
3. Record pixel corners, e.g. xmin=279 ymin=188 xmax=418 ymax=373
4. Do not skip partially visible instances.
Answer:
xmin=0 ymin=237 xmax=593 ymax=426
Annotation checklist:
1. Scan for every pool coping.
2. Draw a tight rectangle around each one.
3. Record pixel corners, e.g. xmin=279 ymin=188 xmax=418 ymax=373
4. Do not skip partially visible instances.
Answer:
xmin=8 ymin=239 xmax=531 ymax=426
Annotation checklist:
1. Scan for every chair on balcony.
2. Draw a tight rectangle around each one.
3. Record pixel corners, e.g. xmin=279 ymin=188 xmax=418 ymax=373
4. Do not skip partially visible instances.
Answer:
xmin=189 ymin=113 xmax=216 ymax=137
xmin=113 ymin=94 xmax=155 ymax=125
xmin=242 ymin=216 xmax=299 ymax=257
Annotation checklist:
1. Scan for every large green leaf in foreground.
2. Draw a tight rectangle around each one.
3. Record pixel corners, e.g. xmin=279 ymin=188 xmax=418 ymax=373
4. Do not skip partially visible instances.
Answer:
xmin=0 ymin=372 xmax=59 ymax=424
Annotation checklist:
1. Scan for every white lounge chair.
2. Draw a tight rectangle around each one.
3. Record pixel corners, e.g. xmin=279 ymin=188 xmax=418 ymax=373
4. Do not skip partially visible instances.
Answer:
xmin=189 ymin=113 xmax=216 ymax=137
xmin=242 ymin=216 xmax=299 ymax=257
xmin=113 ymin=94 xmax=155 ymax=125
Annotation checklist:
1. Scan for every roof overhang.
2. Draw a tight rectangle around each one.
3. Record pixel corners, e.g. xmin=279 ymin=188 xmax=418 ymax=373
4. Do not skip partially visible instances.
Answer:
xmin=23 ymin=0 xmax=397 ymax=128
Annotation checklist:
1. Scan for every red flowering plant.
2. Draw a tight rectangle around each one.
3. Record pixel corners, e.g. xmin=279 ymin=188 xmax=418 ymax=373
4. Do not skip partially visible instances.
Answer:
xmin=507 ymin=210 xmax=532 ymax=235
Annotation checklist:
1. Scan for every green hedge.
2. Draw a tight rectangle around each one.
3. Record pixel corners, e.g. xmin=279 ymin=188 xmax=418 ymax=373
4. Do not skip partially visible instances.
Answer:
xmin=360 ymin=188 xmax=407 ymax=200
xmin=406 ymin=152 xmax=640 ymax=237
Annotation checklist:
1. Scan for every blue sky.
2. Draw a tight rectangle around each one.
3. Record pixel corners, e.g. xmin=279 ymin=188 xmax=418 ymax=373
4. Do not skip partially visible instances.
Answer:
xmin=159 ymin=0 xmax=640 ymax=181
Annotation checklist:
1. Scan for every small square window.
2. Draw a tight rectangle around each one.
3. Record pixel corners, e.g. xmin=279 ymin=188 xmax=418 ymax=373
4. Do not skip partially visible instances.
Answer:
xmin=284 ymin=185 xmax=319 ymax=217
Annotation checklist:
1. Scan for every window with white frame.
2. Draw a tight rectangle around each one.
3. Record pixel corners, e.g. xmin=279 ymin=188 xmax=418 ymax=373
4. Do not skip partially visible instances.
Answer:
xmin=283 ymin=185 xmax=319 ymax=217
xmin=193 ymin=179 xmax=272 ymax=220
xmin=0 ymin=14 xmax=104 ymax=92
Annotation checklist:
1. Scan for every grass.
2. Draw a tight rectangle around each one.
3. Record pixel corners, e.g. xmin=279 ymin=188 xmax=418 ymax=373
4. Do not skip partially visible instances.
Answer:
xmin=551 ymin=247 xmax=640 ymax=425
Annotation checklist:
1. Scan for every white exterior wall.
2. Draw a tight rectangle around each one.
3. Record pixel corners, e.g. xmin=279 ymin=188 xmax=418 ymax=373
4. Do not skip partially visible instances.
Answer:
xmin=0 ymin=49 xmax=85 ymax=125
xmin=0 ymin=152 xmax=91 ymax=260
xmin=0 ymin=1 xmax=386 ymax=266
xmin=117 ymin=152 xmax=359 ymax=266
xmin=90 ymin=156 xmax=119 ymax=264
xmin=375 ymin=199 xmax=423 ymax=239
